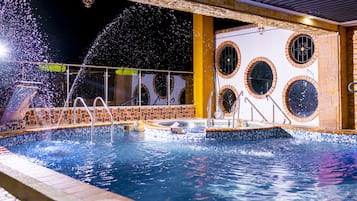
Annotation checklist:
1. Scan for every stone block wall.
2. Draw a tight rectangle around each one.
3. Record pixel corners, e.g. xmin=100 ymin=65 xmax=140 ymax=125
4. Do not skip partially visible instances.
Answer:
xmin=0 ymin=120 xmax=26 ymax=133
xmin=23 ymin=105 xmax=196 ymax=128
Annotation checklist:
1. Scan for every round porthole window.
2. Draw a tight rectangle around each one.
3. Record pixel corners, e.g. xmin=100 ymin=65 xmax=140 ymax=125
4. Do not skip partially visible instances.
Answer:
xmin=215 ymin=41 xmax=241 ymax=78
xmin=283 ymin=77 xmax=318 ymax=121
xmin=153 ymin=73 xmax=174 ymax=98
xmin=286 ymin=33 xmax=317 ymax=68
xmin=133 ymin=84 xmax=150 ymax=105
xmin=245 ymin=57 xmax=277 ymax=99
xmin=219 ymin=86 xmax=238 ymax=114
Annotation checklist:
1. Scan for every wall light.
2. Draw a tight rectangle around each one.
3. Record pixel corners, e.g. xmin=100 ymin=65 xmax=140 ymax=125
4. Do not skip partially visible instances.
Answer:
xmin=302 ymin=16 xmax=315 ymax=26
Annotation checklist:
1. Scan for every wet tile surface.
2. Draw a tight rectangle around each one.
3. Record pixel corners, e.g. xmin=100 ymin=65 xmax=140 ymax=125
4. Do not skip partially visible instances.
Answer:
xmin=0 ymin=147 xmax=132 ymax=201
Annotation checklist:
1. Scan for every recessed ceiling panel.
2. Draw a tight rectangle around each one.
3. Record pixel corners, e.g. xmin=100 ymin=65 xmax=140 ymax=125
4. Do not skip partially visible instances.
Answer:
xmin=248 ymin=0 xmax=357 ymax=23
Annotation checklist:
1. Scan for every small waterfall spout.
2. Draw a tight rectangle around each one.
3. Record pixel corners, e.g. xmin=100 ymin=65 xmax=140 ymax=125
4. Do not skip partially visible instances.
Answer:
xmin=0 ymin=81 xmax=42 ymax=123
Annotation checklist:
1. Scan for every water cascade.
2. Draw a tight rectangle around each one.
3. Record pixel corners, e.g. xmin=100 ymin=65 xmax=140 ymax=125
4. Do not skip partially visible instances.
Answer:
xmin=0 ymin=0 xmax=53 ymax=123
xmin=83 ymin=3 xmax=192 ymax=70
xmin=58 ymin=3 xmax=192 ymax=125
xmin=0 ymin=81 xmax=41 ymax=123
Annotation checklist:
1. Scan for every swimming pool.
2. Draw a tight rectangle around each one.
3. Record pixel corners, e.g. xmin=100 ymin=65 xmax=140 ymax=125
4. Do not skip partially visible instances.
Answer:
xmin=2 ymin=126 xmax=357 ymax=200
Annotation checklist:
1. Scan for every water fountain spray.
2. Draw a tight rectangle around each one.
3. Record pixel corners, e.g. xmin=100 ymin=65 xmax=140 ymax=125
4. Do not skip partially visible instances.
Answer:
xmin=0 ymin=0 xmax=52 ymax=122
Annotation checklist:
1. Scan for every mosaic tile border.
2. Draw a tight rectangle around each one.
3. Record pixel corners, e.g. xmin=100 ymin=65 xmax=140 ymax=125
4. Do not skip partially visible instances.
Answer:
xmin=2 ymin=123 xmax=357 ymax=147
xmin=0 ymin=126 xmax=123 ymax=147
xmin=206 ymin=127 xmax=291 ymax=140
xmin=284 ymin=129 xmax=357 ymax=144
xmin=0 ymin=121 xmax=25 ymax=133
xmin=206 ymin=126 xmax=357 ymax=144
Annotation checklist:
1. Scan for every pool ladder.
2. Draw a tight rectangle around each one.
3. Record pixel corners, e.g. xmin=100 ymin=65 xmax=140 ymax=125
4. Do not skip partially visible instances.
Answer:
xmin=73 ymin=97 xmax=95 ymax=142
xmin=73 ymin=97 xmax=114 ymax=142
xmin=73 ymin=96 xmax=114 ymax=125
xmin=93 ymin=97 xmax=114 ymax=125
xmin=73 ymin=97 xmax=94 ymax=127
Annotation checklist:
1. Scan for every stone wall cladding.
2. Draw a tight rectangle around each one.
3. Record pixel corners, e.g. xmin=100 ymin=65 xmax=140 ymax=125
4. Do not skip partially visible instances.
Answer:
xmin=23 ymin=105 xmax=196 ymax=128
xmin=0 ymin=120 xmax=25 ymax=133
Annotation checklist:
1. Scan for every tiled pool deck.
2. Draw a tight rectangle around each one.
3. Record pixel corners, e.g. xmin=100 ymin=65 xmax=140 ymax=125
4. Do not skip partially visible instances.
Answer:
xmin=2 ymin=122 xmax=357 ymax=200
xmin=0 ymin=143 xmax=132 ymax=201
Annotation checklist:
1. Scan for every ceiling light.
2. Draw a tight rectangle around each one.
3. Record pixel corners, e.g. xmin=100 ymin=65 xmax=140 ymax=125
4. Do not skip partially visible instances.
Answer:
xmin=82 ymin=0 xmax=95 ymax=8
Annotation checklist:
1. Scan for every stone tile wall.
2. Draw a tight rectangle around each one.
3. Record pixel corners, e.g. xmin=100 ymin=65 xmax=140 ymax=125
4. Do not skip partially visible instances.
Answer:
xmin=23 ymin=105 xmax=195 ymax=128
xmin=0 ymin=120 xmax=26 ymax=133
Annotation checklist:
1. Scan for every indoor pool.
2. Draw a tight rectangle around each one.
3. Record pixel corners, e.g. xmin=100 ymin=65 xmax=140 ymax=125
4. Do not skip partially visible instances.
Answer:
xmin=3 ymin=126 xmax=357 ymax=200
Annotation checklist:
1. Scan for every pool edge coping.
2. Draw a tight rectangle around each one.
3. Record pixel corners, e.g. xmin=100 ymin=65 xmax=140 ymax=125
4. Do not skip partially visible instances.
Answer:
xmin=0 ymin=147 xmax=133 ymax=201
xmin=1 ymin=120 xmax=357 ymax=200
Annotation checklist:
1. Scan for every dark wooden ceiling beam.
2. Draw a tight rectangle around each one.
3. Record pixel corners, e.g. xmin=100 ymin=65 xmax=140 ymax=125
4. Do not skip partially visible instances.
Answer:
xmin=187 ymin=0 xmax=339 ymax=32
xmin=129 ymin=0 xmax=339 ymax=33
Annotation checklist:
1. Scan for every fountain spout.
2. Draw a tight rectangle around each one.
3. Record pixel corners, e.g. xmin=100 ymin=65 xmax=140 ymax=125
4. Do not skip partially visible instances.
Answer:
xmin=0 ymin=81 xmax=42 ymax=123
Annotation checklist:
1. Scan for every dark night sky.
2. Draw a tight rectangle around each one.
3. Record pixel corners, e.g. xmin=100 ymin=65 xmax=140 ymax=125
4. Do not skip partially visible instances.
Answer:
xmin=31 ymin=0 xmax=133 ymax=63
xmin=29 ymin=0 xmax=246 ymax=65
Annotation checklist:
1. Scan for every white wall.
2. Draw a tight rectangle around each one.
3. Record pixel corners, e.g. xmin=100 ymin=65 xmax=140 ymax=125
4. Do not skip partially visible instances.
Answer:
xmin=215 ymin=26 xmax=319 ymax=126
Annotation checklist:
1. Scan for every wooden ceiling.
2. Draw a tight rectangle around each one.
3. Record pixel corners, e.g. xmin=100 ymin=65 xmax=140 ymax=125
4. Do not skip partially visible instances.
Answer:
xmin=249 ymin=0 xmax=357 ymax=24
xmin=129 ymin=0 xmax=349 ymax=34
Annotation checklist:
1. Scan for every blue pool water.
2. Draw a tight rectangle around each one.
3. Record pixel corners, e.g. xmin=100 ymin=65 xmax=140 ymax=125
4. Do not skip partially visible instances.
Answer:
xmin=3 ymin=127 xmax=357 ymax=200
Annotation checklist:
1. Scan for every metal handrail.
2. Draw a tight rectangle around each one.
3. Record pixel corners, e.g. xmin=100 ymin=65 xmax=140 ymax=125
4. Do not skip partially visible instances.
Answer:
xmin=73 ymin=97 xmax=94 ymax=128
xmin=348 ymin=81 xmax=357 ymax=93
xmin=93 ymin=97 xmax=114 ymax=125
xmin=244 ymin=97 xmax=268 ymax=122
xmin=231 ymin=101 xmax=237 ymax=128
xmin=2 ymin=60 xmax=194 ymax=75
xmin=232 ymin=91 xmax=244 ymax=128
xmin=266 ymin=95 xmax=291 ymax=124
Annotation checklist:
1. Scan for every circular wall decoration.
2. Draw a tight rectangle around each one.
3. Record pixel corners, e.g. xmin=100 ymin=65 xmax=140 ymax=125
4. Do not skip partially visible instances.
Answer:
xmin=215 ymin=41 xmax=241 ymax=78
xmin=133 ymin=84 xmax=150 ymax=105
xmin=286 ymin=33 xmax=317 ymax=68
xmin=153 ymin=73 xmax=174 ymax=98
xmin=283 ymin=76 xmax=318 ymax=122
xmin=218 ymin=85 xmax=238 ymax=115
xmin=244 ymin=57 xmax=277 ymax=99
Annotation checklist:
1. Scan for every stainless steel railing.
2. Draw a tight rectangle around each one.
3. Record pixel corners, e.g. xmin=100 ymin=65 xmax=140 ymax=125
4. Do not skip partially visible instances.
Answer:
xmin=266 ymin=95 xmax=291 ymax=124
xmin=93 ymin=96 xmax=114 ymax=125
xmin=244 ymin=97 xmax=268 ymax=122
